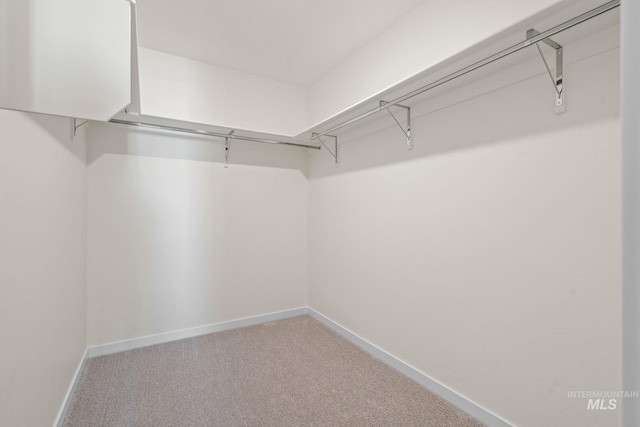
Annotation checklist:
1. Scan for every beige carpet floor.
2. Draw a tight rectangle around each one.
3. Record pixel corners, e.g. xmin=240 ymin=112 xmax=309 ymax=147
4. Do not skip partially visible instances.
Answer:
xmin=63 ymin=315 xmax=484 ymax=426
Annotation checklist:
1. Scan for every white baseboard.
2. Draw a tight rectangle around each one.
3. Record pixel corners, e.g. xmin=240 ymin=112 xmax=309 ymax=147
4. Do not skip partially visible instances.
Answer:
xmin=86 ymin=307 xmax=309 ymax=358
xmin=53 ymin=347 xmax=88 ymax=427
xmin=308 ymin=308 xmax=513 ymax=427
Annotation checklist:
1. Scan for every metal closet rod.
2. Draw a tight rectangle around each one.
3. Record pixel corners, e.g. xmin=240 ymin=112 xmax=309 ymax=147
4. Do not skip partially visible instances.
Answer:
xmin=312 ymin=0 xmax=620 ymax=140
xmin=109 ymin=119 xmax=321 ymax=150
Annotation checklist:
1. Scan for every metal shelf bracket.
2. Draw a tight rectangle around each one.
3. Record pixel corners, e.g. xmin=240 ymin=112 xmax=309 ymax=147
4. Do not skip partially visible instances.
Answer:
xmin=73 ymin=118 xmax=88 ymax=138
xmin=380 ymin=100 xmax=412 ymax=150
xmin=312 ymin=133 xmax=338 ymax=166
xmin=224 ymin=130 xmax=234 ymax=168
xmin=527 ymin=28 xmax=565 ymax=114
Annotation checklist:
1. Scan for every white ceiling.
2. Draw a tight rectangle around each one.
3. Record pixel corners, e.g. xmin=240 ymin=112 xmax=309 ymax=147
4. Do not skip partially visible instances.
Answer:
xmin=136 ymin=0 xmax=425 ymax=88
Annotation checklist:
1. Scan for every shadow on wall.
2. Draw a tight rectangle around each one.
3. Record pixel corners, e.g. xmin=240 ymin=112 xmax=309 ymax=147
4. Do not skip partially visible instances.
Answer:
xmin=309 ymin=42 xmax=620 ymax=179
xmin=25 ymin=113 xmax=87 ymax=163
xmin=86 ymin=122 xmax=309 ymax=178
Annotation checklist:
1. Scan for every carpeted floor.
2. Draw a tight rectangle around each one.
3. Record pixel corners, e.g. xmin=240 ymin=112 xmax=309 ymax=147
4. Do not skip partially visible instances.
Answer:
xmin=63 ymin=315 xmax=484 ymax=426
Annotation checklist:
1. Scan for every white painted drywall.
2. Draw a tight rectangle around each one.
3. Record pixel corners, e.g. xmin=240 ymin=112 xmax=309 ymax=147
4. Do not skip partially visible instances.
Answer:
xmin=306 ymin=0 xmax=601 ymax=129
xmin=308 ymin=30 xmax=621 ymax=427
xmin=135 ymin=0 xmax=425 ymax=88
xmin=0 ymin=0 xmax=131 ymax=120
xmin=621 ymin=0 xmax=640 ymax=424
xmin=0 ymin=110 xmax=87 ymax=427
xmin=138 ymin=48 xmax=309 ymax=136
xmin=86 ymin=122 xmax=308 ymax=346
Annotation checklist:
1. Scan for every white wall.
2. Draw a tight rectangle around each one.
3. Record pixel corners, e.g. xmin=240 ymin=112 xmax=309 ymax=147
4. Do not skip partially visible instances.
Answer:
xmin=86 ymin=122 xmax=308 ymax=346
xmin=138 ymin=48 xmax=309 ymax=136
xmin=0 ymin=0 xmax=130 ymax=120
xmin=0 ymin=110 xmax=87 ymax=427
xmin=308 ymin=30 xmax=621 ymax=427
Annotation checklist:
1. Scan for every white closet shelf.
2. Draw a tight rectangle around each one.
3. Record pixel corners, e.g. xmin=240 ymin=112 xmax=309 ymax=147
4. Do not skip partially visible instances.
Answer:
xmin=107 ymin=111 xmax=321 ymax=151
xmin=111 ymin=0 xmax=619 ymax=165
xmin=296 ymin=0 xmax=619 ymax=142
